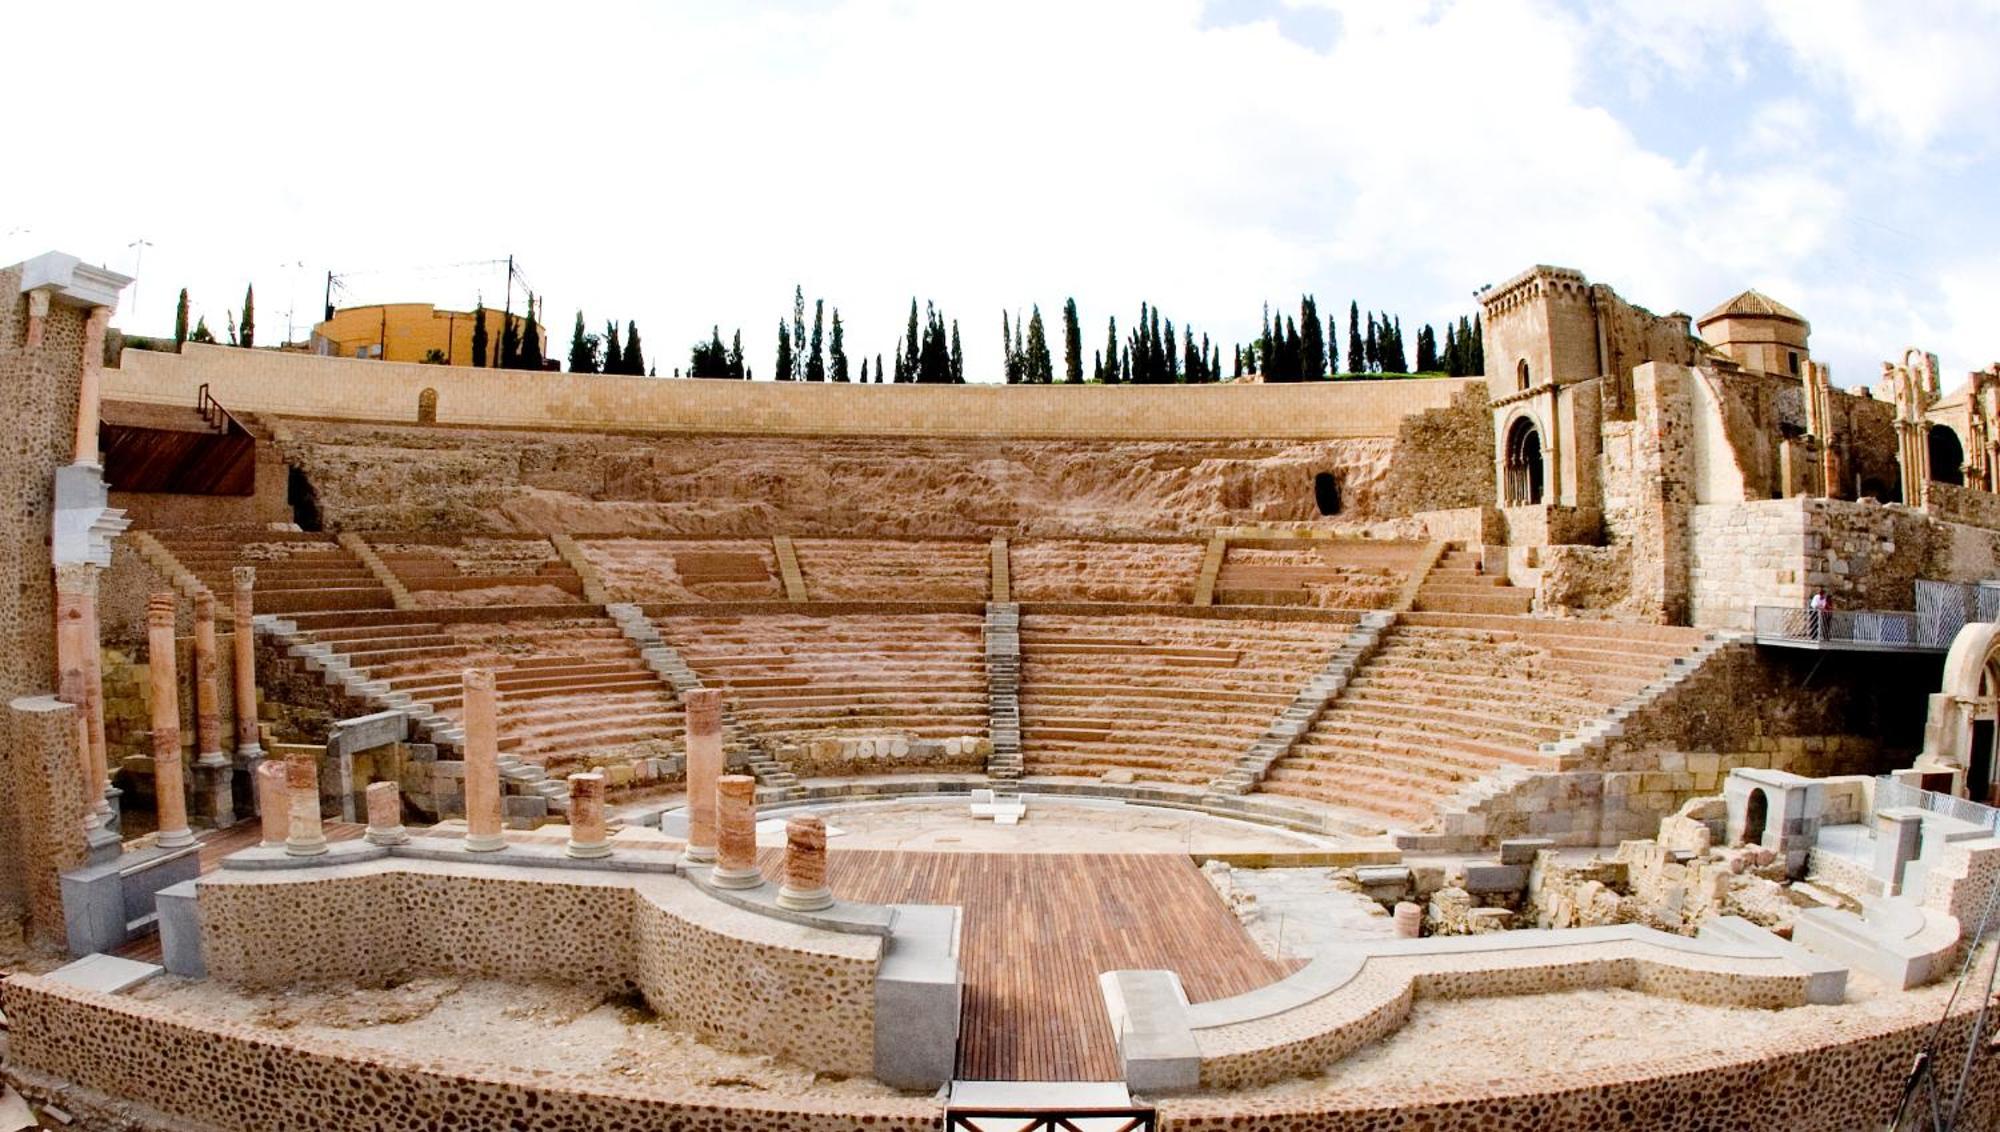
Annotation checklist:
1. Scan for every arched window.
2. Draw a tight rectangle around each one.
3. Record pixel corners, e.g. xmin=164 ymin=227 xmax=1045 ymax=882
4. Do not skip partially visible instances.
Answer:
xmin=1313 ymin=471 xmax=1341 ymax=516
xmin=1930 ymin=424 xmax=1966 ymax=486
xmin=1516 ymin=358 xmax=1531 ymax=391
xmin=1504 ymin=417 xmax=1545 ymax=506
xmin=417 ymin=387 xmax=438 ymax=425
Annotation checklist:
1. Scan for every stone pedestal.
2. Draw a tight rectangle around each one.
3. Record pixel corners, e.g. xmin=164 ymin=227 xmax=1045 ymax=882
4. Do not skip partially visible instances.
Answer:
xmin=1875 ymin=806 xmax=1926 ymax=893
xmin=778 ymin=814 xmax=833 ymax=911
xmin=566 ymin=773 xmax=611 ymax=859
xmin=146 ymin=594 xmax=195 ymax=849
xmin=231 ymin=567 xmax=263 ymax=759
xmin=712 ymin=774 xmax=762 ymax=889
xmin=683 ymin=688 xmax=723 ymax=864
xmin=462 ymin=668 xmax=506 ymax=852
xmin=191 ymin=590 xmax=235 ymax=826
xmin=255 ymin=760 xmax=287 ymax=848
xmin=1394 ymin=901 xmax=1423 ymax=939
xmin=283 ymin=752 xmax=327 ymax=857
xmin=364 ymin=781 xmax=408 ymax=847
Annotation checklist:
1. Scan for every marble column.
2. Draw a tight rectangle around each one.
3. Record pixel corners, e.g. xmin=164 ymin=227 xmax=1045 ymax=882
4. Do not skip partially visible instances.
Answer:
xmin=283 ymin=751 xmax=327 ymax=857
xmin=192 ymin=590 xmax=234 ymax=826
xmin=147 ymin=594 xmax=195 ymax=849
xmin=54 ymin=567 xmax=107 ymax=838
xmin=566 ymin=772 xmax=610 ymax=859
xmin=255 ymin=760 xmax=288 ymax=848
xmin=778 ymin=814 xmax=833 ymax=911
xmin=682 ymin=688 xmax=723 ymax=864
xmin=461 ymin=668 xmax=506 ymax=852
xmin=364 ymin=781 xmax=408 ymax=847
xmin=74 ymin=306 xmax=109 ymax=466
xmin=230 ymin=567 xmax=263 ymax=760
xmin=79 ymin=569 xmax=116 ymax=828
xmin=56 ymin=668 xmax=96 ymax=844
xmin=712 ymin=774 xmax=762 ymax=889
xmin=1394 ymin=901 xmax=1423 ymax=939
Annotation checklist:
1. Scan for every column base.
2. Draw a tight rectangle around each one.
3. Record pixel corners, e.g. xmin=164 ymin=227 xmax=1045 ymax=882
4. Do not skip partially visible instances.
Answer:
xmin=365 ymin=826 xmax=409 ymax=847
xmin=156 ymin=827 xmax=196 ymax=850
xmin=285 ymin=837 xmax=329 ymax=857
xmin=463 ymin=833 xmax=508 ymax=853
xmin=710 ymin=865 xmax=764 ymax=890
xmin=566 ymin=840 xmax=612 ymax=860
xmin=85 ymin=823 xmax=123 ymax=866
xmin=778 ymin=885 xmax=834 ymax=911
xmin=195 ymin=751 xmax=231 ymax=769
xmin=682 ymin=846 xmax=717 ymax=865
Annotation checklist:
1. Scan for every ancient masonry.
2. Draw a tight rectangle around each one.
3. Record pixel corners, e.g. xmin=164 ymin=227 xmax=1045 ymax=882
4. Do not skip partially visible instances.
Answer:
xmin=984 ymin=601 xmax=1022 ymax=794
xmin=1207 ymin=610 xmax=1394 ymax=798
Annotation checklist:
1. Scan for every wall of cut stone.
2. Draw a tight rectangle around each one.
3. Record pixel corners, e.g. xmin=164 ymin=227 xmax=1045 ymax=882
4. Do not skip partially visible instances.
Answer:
xmin=1379 ymin=385 xmax=1493 ymax=517
xmin=1534 ymin=545 xmax=1632 ymax=617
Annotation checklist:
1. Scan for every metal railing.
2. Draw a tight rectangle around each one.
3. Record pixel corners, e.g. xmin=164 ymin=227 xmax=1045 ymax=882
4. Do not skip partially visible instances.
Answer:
xmin=1753 ymin=605 xmax=1934 ymax=650
xmin=948 ymin=1110 xmax=1156 ymax=1132
xmin=1876 ymin=776 xmax=2000 ymax=834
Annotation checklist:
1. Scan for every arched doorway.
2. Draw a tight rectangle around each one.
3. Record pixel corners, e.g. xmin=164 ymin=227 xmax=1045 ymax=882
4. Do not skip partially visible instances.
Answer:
xmin=1741 ymin=788 xmax=1768 ymax=847
xmin=1504 ymin=417 xmax=1545 ymax=506
xmin=1313 ymin=471 xmax=1341 ymax=516
xmin=1929 ymin=424 xmax=1965 ymax=485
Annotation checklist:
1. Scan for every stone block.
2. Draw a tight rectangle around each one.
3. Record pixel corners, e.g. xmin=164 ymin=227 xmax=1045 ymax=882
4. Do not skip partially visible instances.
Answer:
xmin=326 ymin=710 xmax=409 ymax=758
xmin=502 ymin=795 xmax=548 ymax=824
xmin=156 ymin=880 xmax=205 ymax=978
xmin=1499 ymin=838 xmax=1554 ymax=866
xmin=1462 ymin=863 xmax=1528 ymax=894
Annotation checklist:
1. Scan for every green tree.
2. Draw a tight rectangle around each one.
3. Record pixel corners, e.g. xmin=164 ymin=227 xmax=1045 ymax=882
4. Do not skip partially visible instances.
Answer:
xmin=791 ymin=285 xmax=808 ymax=382
xmin=1364 ymin=313 xmax=1378 ymax=373
xmin=1299 ymin=295 xmax=1323 ymax=379
xmin=729 ymin=329 xmax=745 ymax=379
xmin=690 ymin=326 xmax=729 ymax=377
xmin=858 ymin=357 xmax=868 ymax=383
xmin=190 ymin=315 xmax=216 ymax=344
xmin=240 ymin=285 xmax=256 ymax=349
xmin=806 ymin=299 xmax=826 ymax=382
xmin=603 ymin=320 xmax=622 ymax=375
xmin=174 ymin=288 xmax=190 ymax=348
xmin=519 ymin=297 xmax=544 ymax=370
xmin=950 ymin=320 xmax=964 ymax=384
xmin=1416 ymin=324 xmax=1438 ymax=372
xmin=1002 ymin=311 xmax=1020 ymax=384
xmin=1061 ymin=298 xmax=1082 ymax=384
xmin=568 ymin=311 xmax=596 ymax=373
xmin=623 ymin=320 xmax=644 ymax=376
xmin=1102 ymin=317 xmax=1119 ymax=385
xmin=1025 ymin=306 xmax=1052 ymax=384
xmin=904 ymin=300 xmax=921 ymax=382
xmin=774 ymin=321 xmax=793 ymax=381
xmin=472 ymin=303 xmax=489 ymax=367
xmin=829 ymin=309 xmax=849 ymax=382
xmin=875 ymin=352 xmax=884 ymax=385
xmin=1346 ymin=301 xmax=1364 ymax=375
xmin=499 ymin=305 xmax=521 ymax=369
xmin=1472 ymin=312 xmax=1484 ymax=374
xmin=1382 ymin=314 xmax=1408 ymax=374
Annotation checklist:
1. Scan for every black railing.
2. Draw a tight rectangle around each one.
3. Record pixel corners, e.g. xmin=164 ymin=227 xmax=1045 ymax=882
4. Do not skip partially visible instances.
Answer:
xmin=195 ymin=382 xmax=249 ymax=438
xmin=947 ymin=1108 xmax=1156 ymax=1132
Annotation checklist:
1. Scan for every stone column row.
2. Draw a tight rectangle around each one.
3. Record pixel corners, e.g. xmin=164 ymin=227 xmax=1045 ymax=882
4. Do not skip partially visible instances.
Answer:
xmin=147 ymin=594 xmax=194 ymax=849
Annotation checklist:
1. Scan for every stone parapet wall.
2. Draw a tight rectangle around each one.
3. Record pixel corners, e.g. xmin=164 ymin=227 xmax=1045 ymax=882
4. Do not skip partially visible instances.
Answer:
xmin=116 ymin=343 xmax=1478 ymax=440
xmin=1926 ymin=480 xmax=2000 ymax=529
xmin=195 ymin=858 xmax=883 ymax=1077
xmin=1 ymin=976 xmax=939 ymax=1132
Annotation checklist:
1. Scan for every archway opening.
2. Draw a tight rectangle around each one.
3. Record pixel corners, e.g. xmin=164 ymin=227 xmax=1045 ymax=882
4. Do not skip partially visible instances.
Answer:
xmin=1516 ymin=358 xmax=1531 ymax=392
xmin=287 ymin=465 xmax=323 ymax=532
xmin=1742 ymin=788 xmax=1769 ymax=847
xmin=1930 ymin=424 xmax=1966 ymax=486
xmin=1504 ymin=417 xmax=1545 ymax=506
xmin=1313 ymin=471 xmax=1341 ymax=516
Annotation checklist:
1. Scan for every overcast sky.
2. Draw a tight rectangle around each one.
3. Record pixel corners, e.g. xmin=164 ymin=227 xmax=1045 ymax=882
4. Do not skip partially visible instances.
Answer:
xmin=7 ymin=0 xmax=1999 ymax=388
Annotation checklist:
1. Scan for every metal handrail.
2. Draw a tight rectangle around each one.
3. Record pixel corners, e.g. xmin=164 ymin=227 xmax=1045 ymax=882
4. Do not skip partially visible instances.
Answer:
xmin=195 ymin=382 xmax=250 ymax=438
xmin=947 ymin=1108 xmax=1156 ymax=1132
xmin=1876 ymin=776 xmax=2000 ymax=833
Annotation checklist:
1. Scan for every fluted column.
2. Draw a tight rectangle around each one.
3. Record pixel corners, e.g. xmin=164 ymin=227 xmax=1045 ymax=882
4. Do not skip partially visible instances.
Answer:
xmin=364 ymin=781 xmax=408 ymax=846
xmin=712 ymin=774 xmax=762 ymax=889
xmin=255 ymin=760 xmax=287 ymax=847
xmin=682 ymin=688 xmax=722 ymax=864
xmin=461 ymin=668 xmax=506 ymax=852
xmin=231 ymin=567 xmax=263 ymax=759
xmin=566 ymin=772 xmax=610 ymax=859
xmin=283 ymin=751 xmax=327 ymax=857
xmin=778 ymin=814 xmax=833 ymax=911
xmin=192 ymin=590 xmax=234 ymax=826
xmin=146 ymin=594 xmax=194 ymax=849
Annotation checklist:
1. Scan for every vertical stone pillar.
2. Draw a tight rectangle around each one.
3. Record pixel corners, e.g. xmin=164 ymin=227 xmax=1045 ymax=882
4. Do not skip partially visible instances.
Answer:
xmin=711 ymin=774 xmax=762 ymax=889
xmin=56 ymin=669 xmax=96 ymax=844
xmin=147 ymin=594 xmax=195 ymax=849
xmin=54 ymin=566 xmax=108 ymax=835
xmin=682 ymin=688 xmax=723 ymax=864
xmin=283 ymin=750 xmax=327 ymax=857
xmin=74 ymin=306 xmax=109 ymax=465
xmin=461 ymin=668 xmax=506 ymax=852
xmin=566 ymin=772 xmax=611 ymax=859
xmin=24 ymin=287 xmax=49 ymax=349
xmin=778 ymin=814 xmax=833 ymax=911
xmin=231 ymin=567 xmax=263 ymax=759
xmin=1394 ymin=901 xmax=1423 ymax=939
xmin=79 ymin=569 xmax=115 ymax=826
xmin=192 ymin=590 xmax=234 ymax=826
xmin=364 ymin=780 xmax=409 ymax=847
xmin=256 ymin=760 xmax=288 ymax=848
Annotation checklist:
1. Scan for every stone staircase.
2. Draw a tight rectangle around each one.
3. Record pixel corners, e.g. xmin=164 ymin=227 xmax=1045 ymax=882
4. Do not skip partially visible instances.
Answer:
xmin=1206 ymin=611 xmax=1393 ymax=797
xmin=606 ymin=603 xmax=800 ymax=803
xmin=336 ymin=531 xmax=417 ymax=610
xmin=1411 ymin=546 xmax=1534 ymax=615
xmin=550 ymin=532 xmax=612 ymax=605
xmin=985 ymin=602 xmax=1022 ymax=796
xmin=126 ymin=529 xmax=213 ymax=603
xmin=150 ymin=530 xmax=396 ymax=615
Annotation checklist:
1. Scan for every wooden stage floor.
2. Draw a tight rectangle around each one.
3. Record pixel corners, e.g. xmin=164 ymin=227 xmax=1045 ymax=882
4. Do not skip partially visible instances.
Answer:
xmin=769 ymin=850 xmax=1296 ymax=1081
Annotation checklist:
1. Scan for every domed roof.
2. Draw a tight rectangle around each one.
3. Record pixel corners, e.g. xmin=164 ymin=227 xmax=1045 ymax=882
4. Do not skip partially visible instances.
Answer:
xmin=1698 ymin=289 xmax=1806 ymax=327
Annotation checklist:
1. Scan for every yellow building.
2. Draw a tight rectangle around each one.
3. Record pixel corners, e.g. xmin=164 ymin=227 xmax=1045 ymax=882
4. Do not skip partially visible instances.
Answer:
xmin=311 ymin=302 xmax=544 ymax=367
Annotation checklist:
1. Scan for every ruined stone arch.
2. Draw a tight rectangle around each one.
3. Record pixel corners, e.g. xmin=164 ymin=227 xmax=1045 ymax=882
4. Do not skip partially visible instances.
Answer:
xmin=418 ymin=387 xmax=438 ymax=425
xmin=1503 ymin=413 xmax=1546 ymax=506
xmin=1929 ymin=423 xmax=1965 ymax=486
xmin=1920 ymin=622 xmax=2000 ymax=802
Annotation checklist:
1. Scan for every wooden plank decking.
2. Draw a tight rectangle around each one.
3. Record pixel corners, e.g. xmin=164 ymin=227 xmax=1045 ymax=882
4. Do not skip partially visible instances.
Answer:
xmin=768 ymin=850 xmax=1294 ymax=1081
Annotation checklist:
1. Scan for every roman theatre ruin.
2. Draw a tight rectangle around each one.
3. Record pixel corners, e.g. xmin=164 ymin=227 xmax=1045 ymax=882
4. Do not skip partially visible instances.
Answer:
xmin=3 ymin=253 xmax=1999 ymax=1130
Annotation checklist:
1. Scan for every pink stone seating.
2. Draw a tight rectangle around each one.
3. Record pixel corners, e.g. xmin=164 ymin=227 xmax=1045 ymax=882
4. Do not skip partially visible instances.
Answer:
xmin=371 ymin=536 xmax=583 ymax=599
xmin=1409 ymin=547 xmax=1534 ymax=615
xmin=151 ymin=529 xmax=394 ymax=615
xmin=1009 ymin=539 xmax=1206 ymax=604
xmin=1213 ymin=539 xmax=1430 ymax=609
xmin=792 ymin=538 xmax=989 ymax=601
xmin=576 ymin=538 xmax=785 ymax=602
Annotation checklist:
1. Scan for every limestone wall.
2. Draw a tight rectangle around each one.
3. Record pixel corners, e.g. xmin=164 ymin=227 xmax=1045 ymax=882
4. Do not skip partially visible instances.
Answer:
xmin=115 ymin=342 xmax=1479 ymax=440
xmin=1688 ymin=497 xmax=1954 ymax=630
xmin=1378 ymin=385 xmax=1492 ymax=517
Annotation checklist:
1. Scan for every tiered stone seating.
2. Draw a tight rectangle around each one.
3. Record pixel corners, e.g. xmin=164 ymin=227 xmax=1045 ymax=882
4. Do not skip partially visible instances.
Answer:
xmin=1260 ymin=612 xmax=1709 ymax=825
xmin=1018 ymin=612 xmax=1353 ymax=785
xmin=577 ymin=538 xmax=784 ymax=602
xmin=653 ymin=612 xmax=987 ymax=746
xmin=151 ymin=530 xmax=394 ymax=614
xmin=793 ymin=538 xmax=989 ymax=601
xmin=1010 ymin=539 xmax=1205 ymax=603
xmin=371 ymin=536 xmax=584 ymax=607
xmin=292 ymin=613 xmax=682 ymax=773
xmin=1212 ymin=539 xmax=1429 ymax=608
xmin=1411 ymin=546 xmax=1534 ymax=615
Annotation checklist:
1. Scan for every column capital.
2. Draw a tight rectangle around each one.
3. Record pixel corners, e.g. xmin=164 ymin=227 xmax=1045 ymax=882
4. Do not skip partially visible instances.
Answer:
xmin=232 ymin=565 xmax=257 ymax=591
xmin=193 ymin=588 xmax=216 ymax=619
xmin=147 ymin=592 xmax=177 ymax=627
xmin=54 ymin=561 xmax=98 ymax=597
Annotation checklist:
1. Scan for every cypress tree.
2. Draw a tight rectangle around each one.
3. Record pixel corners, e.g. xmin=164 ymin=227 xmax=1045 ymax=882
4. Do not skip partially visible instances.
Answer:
xmin=567 ymin=311 xmax=596 ymax=373
xmin=728 ymin=330 xmax=745 ymax=379
xmin=1259 ymin=303 xmax=1272 ymax=378
xmin=1025 ymin=306 xmax=1052 ymax=384
xmin=858 ymin=357 xmax=868 ymax=384
xmin=904 ymin=300 xmax=921 ymax=381
xmin=791 ymin=286 xmax=808 ymax=382
xmin=950 ymin=320 xmax=964 ymax=384
xmin=1013 ymin=313 xmax=1025 ymax=381
xmin=240 ymin=285 xmax=256 ymax=349
xmin=1346 ymin=301 xmax=1363 ymax=375
xmin=190 ymin=315 xmax=215 ymax=344
xmin=520 ymin=297 xmax=544 ymax=370
xmin=1103 ymin=317 xmax=1119 ymax=385
xmin=1472 ymin=312 xmax=1485 ymax=374
xmin=174 ymin=288 xmax=190 ymax=348
xmin=603 ymin=320 xmax=622 ymax=376
xmin=1233 ymin=344 xmax=1243 ymax=379
xmin=830 ymin=310 xmax=849 ymax=382
xmin=1002 ymin=312 xmax=1019 ymax=384
xmin=472 ymin=303 xmax=489 ymax=367
xmin=806 ymin=299 xmax=826 ymax=382
xmin=876 ymin=352 xmax=885 ymax=385
xmin=1382 ymin=314 xmax=1408 ymax=374
xmin=1417 ymin=324 xmax=1438 ymax=372
xmin=1061 ymin=298 xmax=1082 ymax=384
xmin=1093 ymin=350 xmax=1103 ymax=383
xmin=1299 ymin=294 xmax=1323 ymax=379
xmin=499 ymin=306 xmax=521 ymax=369
xmin=621 ymin=320 xmax=642 ymax=376
xmin=1364 ymin=314 xmax=1378 ymax=373
xmin=1164 ymin=317 xmax=1179 ymax=382
xmin=775 ymin=322 xmax=793 ymax=381
xmin=690 ymin=327 xmax=728 ymax=377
